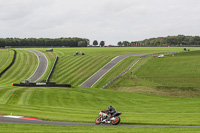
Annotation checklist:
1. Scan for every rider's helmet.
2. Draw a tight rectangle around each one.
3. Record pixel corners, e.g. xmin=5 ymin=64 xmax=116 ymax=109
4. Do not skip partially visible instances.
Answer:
xmin=108 ymin=106 xmax=112 ymax=110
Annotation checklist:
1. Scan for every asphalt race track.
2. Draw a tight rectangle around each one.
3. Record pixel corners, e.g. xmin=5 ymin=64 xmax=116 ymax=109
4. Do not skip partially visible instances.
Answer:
xmin=26 ymin=49 xmax=48 ymax=83
xmin=1 ymin=117 xmax=200 ymax=127
xmin=80 ymin=54 xmax=146 ymax=88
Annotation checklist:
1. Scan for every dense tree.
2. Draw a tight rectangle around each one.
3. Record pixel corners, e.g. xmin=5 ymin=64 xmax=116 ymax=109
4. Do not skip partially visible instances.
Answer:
xmin=0 ymin=37 xmax=89 ymax=47
xmin=78 ymin=41 xmax=87 ymax=47
xmin=93 ymin=40 xmax=98 ymax=46
xmin=121 ymin=35 xmax=200 ymax=47
xmin=100 ymin=41 xmax=105 ymax=47
xmin=117 ymin=41 xmax=122 ymax=46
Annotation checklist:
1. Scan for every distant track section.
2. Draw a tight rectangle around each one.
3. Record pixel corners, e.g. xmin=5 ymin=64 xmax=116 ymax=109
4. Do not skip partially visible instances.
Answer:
xmin=80 ymin=54 xmax=146 ymax=88
xmin=26 ymin=49 xmax=48 ymax=83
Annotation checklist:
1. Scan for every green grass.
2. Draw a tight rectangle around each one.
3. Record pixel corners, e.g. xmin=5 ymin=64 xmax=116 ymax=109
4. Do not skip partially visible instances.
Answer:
xmin=50 ymin=47 xmax=192 ymax=56
xmin=1 ymin=86 xmax=200 ymax=126
xmin=1 ymin=123 xmax=200 ymax=133
xmin=50 ymin=55 xmax=113 ymax=86
xmin=109 ymin=56 xmax=165 ymax=87
xmin=0 ymin=49 xmax=14 ymax=73
xmin=109 ymin=50 xmax=200 ymax=96
xmin=134 ymin=51 xmax=200 ymax=87
xmin=0 ymin=49 xmax=38 ymax=85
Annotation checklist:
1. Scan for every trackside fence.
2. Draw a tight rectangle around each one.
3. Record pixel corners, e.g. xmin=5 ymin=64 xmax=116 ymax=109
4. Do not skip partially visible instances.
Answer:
xmin=102 ymin=51 xmax=181 ymax=89
xmin=46 ymin=56 xmax=58 ymax=83
xmin=0 ymin=49 xmax=16 ymax=77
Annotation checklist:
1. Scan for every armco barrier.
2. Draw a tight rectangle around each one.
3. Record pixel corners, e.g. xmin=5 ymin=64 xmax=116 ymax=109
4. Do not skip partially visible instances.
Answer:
xmin=46 ymin=56 xmax=58 ymax=83
xmin=102 ymin=51 xmax=181 ymax=89
xmin=13 ymin=82 xmax=71 ymax=87
xmin=0 ymin=49 xmax=16 ymax=77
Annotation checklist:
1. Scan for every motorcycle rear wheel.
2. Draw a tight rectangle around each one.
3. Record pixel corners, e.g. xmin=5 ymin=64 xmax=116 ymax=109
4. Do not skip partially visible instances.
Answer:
xmin=95 ymin=116 xmax=101 ymax=125
xmin=111 ymin=116 xmax=120 ymax=125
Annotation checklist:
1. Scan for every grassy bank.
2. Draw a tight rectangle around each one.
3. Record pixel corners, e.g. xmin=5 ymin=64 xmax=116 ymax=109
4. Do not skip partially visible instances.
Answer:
xmin=0 ymin=49 xmax=14 ymax=73
xmin=1 ymin=123 xmax=200 ymax=133
xmin=134 ymin=51 xmax=200 ymax=87
xmin=109 ymin=50 xmax=200 ymax=96
xmin=1 ymin=86 xmax=200 ymax=125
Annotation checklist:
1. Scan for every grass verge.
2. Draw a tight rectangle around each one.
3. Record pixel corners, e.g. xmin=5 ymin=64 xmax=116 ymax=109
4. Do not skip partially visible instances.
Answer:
xmin=1 ymin=123 xmax=200 ymax=133
xmin=1 ymin=86 xmax=200 ymax=126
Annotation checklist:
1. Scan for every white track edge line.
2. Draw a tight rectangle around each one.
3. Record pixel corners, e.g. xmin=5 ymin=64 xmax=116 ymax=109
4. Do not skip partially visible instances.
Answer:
xmin=4 ymin=116 xmax=24 ymax=118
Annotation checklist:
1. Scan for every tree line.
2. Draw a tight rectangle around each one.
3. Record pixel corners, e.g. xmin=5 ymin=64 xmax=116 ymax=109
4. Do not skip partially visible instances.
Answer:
xmin=117 ymin=35 xmax=200 ymax=47
xmin=1 ymin=35 xmax=200 ymax=47
xmin=0 ymin=37 xmax=89 ymax=47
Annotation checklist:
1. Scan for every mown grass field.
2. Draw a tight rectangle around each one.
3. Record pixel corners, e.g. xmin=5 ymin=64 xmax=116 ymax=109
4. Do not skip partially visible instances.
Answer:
xmin=0 ymin=49 xmax=14 ymax=73
xmin=134 ymin=51 xmax=200 ymax=87
xmin=51 ymin=55 xmax=113 ymax=86
xmin=51 ymin=47 xmax=192 ymax=56
xmin=1 ymin=47 xmax=200 ymax=132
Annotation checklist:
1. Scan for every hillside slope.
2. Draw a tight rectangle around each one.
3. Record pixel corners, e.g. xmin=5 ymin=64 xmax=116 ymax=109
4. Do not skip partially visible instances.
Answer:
xmin=109 ymin=50 xmax=200 ymax=96
xmin=0 ymin=49 xmax=38 ymax=85
xmin=0 ymin=49 xmax=14 ymax=73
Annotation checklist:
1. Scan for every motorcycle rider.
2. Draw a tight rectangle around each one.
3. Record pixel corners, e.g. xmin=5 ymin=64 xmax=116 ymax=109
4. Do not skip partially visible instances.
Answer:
xmin=96 ymin=106 xmax=121 ymax=125
xmin=105 ymin=106 xmax=117 ymax=120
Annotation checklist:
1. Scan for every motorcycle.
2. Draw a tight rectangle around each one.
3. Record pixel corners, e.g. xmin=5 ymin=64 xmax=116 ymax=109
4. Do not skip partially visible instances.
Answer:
xmin=95 ymin=110 xmax=122 ymax=125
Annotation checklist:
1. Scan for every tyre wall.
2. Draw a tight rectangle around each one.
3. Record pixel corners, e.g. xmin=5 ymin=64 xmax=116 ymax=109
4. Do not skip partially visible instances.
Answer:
xmin=46 ymin=56 xmax=58 ymax=83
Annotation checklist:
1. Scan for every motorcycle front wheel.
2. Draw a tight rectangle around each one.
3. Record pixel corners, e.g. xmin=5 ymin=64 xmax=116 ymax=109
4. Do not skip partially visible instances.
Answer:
xmin=111 ymin=116 xmax=120 ymax=125
xmin=95 ymin=116 xmax=101 ymax=125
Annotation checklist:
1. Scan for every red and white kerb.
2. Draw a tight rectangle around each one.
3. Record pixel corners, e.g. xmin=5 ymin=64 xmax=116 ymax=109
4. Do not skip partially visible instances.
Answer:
xmin=0 ymin=114 xmax=42 ymax=121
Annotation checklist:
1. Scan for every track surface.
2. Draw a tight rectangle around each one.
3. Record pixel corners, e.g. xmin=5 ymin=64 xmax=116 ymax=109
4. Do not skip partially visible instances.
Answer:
xmin=1 ymin=117 xmax=200 ymax=127
xmin=26 ymin=49 xmax=48 ymax=83
xmin=80 ymin=54 xmax=146 ymax=87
